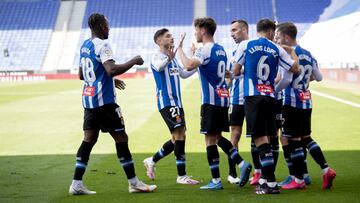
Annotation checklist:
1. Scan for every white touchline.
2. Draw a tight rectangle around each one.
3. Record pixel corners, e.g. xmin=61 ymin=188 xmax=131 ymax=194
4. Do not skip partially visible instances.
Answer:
xmin=312 ymin=90 xmax=360 ymax=108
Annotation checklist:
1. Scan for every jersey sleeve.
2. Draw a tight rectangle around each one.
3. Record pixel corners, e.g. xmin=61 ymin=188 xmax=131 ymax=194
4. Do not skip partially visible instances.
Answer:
xmin=278 ymin=46 xmax=294 ymax=71
xmin=311 ymin=57 xmax=323 ymax=81
xmin=151 ymin=52 xmax=169 ymax=72
xmin=275 ymin=67 xmax=293 ymax=92
xmin=192 ymin=44 xmax=211 ymax=65
xmin=99 ymin=42 xmax=114 ymax=63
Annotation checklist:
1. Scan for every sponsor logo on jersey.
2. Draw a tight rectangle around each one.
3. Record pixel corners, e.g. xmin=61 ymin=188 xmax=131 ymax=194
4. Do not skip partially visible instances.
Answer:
xmin=256 ymin=84 xmax=274 ymax=93
xmin=169 ymin=67 xmax=179 ymax=76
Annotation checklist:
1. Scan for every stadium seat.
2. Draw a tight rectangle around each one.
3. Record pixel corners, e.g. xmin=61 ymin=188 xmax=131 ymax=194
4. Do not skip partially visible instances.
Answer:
xmin=0 ymin=0 xmax=60 ymax=71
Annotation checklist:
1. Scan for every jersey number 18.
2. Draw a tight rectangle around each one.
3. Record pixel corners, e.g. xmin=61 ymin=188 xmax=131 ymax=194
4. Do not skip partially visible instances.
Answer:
xmin=81 ymin=57 xmax=96 ymax=83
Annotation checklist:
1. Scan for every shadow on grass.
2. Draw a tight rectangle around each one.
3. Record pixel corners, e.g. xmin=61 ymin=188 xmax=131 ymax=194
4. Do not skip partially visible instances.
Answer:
xmin=0 ymin=151 xmax=358 ymax=203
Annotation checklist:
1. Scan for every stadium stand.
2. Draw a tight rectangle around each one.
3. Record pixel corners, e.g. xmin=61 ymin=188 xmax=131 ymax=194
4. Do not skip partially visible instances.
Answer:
xmin=1 ymin=0 xmax=355 ymax=74
xmin=275 ymin=0 xmax=331 ymax=23
xmin=73 ymin=0 xmax=194 ymax=69
xmin=207 ymin=0 xmax=273 ymax=25
xmin=0 ymin=0 xmax=60 ymax=71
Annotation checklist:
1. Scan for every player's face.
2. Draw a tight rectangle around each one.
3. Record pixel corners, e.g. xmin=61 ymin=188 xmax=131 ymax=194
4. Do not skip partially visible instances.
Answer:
xmin=274 ymin=30 xmax=286 ymax=45
xmin=101 ymin=19 xmax=110 ymax=39
xmin=161 ymin=32 xmax=174 ymax=50
xmin=268 ymin=30 xmax=275 ymax=41
xmin=194 ymin=26 xmax=203 ymax=43
xmin=230 ymin=22 xmax=247 ymax=43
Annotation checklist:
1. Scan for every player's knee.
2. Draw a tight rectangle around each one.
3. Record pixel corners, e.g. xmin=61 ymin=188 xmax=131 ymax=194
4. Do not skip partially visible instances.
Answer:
xmin=205 ymin=134 xmax=218 ymax=146
xmin=84 ymin=136 xmax=98 ymax=145
xmin=231 ymin=126 xmax=242 ymax=137
xmin=301 ymin=136 xmax=313 ymax=147
xmin=254 ymin=136 xmax=268 ymax=147
xmin=111 ymin=131 xmax=128 ymax=142
xmin=172 ymin=127 xmax=186 ymax=140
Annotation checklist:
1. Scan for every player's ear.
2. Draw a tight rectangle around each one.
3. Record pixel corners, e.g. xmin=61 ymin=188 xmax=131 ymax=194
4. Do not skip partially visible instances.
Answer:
xmin=156 ymin=37 xmax=162 ymax=45
xmin=201 ymin=28 xmax=206 ymax=35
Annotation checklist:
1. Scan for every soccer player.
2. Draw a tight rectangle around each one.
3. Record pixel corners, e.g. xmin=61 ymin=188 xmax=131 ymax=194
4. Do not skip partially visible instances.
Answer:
xmin=232 ymin=19 xmax=299 ymax=194
xmin=274 ymin=22 xmax=336 ymax=190
xmin=177 ymin=17 xmax=252 ymax=190
xmin=226 ymin=19 xmax=251 ymax=185
xmin=69 ymin=13 xmax=156 ymax=195
xmin=143 ymin=28 xmax=199 ymax=185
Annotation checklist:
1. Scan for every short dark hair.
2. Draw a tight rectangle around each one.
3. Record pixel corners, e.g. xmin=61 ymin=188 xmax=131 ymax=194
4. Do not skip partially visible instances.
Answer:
xmin=231 ymin=19 xmax=249 ymax=31
xmin=256 ymin=18 xmax=276 ymax=33
xmin=153 ymin=28 xmax=169 ymax=44
xmin=194 ymin=17 xmax=217 ymax=36
xmin=88 ymin=13 xmax=107 ymax=32
xmin=276 ymin=22 xmax=297 ymax=40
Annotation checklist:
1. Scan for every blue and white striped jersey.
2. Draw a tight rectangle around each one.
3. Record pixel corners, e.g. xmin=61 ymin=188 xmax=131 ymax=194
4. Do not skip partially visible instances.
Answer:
xmin=151 ymin=51 xmax=195 ymax=111
xmin=228 ymin=47 xmax=244 ymax=105
xmin=283 ymin=45 xmax=322 ymax=109
xmin=80 ymin=38 xmax=116 ymax=109
xmin=233 ymin=37 xmax=294 ymax=98
xmin=193 ymin=43 xmax=229 ymax=107
xmin=276 ymin=68 xmax=283 ymax=101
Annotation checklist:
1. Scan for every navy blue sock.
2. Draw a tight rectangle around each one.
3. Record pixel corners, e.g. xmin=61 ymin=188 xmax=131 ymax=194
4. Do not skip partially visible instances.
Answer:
xmin=217 ymin=137 xmax=243 ymax=165
xmin=174 ymin=140 xmax=186 ymax=176
xmin=73 ymin=141 xmax=94 ymax=180
xmin=302 ymin=137 xmax=328 ymax=169
xmin=251 ymin=138 xmax=261 ymax=170
xmin=116 ymin=142 xmax=135 ymax=179
xmin=207 ymin=145 xmax=220 ymax=179
xmin=282 ymin=145 xmax=295 ymax=176
xmin=258 ymin=143 xmax=276 ymax=182
xmin=270 ymin=136 xmax=279 ymax=169
xmin=153 ymin=139 xmax=174 ymax=163
xmin=289 ymin=140 xmax=305 ymax=180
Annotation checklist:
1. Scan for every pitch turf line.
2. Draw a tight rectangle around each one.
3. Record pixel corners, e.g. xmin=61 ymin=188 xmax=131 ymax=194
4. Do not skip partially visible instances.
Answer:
xmin=312 ymin=90 xmax=360 ymax=108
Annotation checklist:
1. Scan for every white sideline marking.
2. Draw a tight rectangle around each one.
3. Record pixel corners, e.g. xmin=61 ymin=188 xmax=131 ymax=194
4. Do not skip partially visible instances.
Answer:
xmin=312 ymin=90 xmax=360 ymax=108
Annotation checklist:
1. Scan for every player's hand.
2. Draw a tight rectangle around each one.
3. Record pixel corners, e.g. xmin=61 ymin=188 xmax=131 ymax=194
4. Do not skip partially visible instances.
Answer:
xmin=191 ymin=42 xmax=196 ymax=55
xmin=114 ymin=78 xmax=126 ymax=90
xmin=177 ymin=33 xmax=186 ymax=49
xmin=232 ymin=63 xmax=242 ymax=76
xmin=132 ymin=55 xmax=144 ymax=65
xmin=225 ymin=69 xmax=232 ymax=79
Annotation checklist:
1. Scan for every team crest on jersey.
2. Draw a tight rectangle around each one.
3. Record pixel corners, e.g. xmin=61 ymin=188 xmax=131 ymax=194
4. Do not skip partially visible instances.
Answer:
xmin=169 ymin=67 xmax=179 ymax=76
xmin=104 ymin=47 xmax=112 ymax=57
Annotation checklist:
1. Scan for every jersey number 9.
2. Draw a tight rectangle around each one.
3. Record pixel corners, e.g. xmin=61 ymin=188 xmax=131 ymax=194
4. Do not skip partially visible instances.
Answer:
xmin=217 ymin=60 xmax=226 ymax=86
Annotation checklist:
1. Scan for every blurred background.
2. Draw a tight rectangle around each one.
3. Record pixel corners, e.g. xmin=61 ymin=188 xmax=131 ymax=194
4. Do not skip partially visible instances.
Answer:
xmin=0 ymin=0 xmax=359 ymax=84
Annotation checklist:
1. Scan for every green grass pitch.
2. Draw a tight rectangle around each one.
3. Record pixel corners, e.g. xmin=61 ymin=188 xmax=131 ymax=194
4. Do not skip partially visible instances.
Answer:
xmin=0 ymin=78 xmax=359 ymax=203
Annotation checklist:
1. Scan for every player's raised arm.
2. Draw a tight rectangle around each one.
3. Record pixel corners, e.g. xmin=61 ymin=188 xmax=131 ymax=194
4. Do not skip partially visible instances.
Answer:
xmin=103 ymin=55 xmax=144 ymax=77
xmin=177 ymin=33 xmax=201 ymax=71
xmin=311 ymin=58 xmax=323 ymax=82
xmin=275 ymin=67 xmax=293 ymax=92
